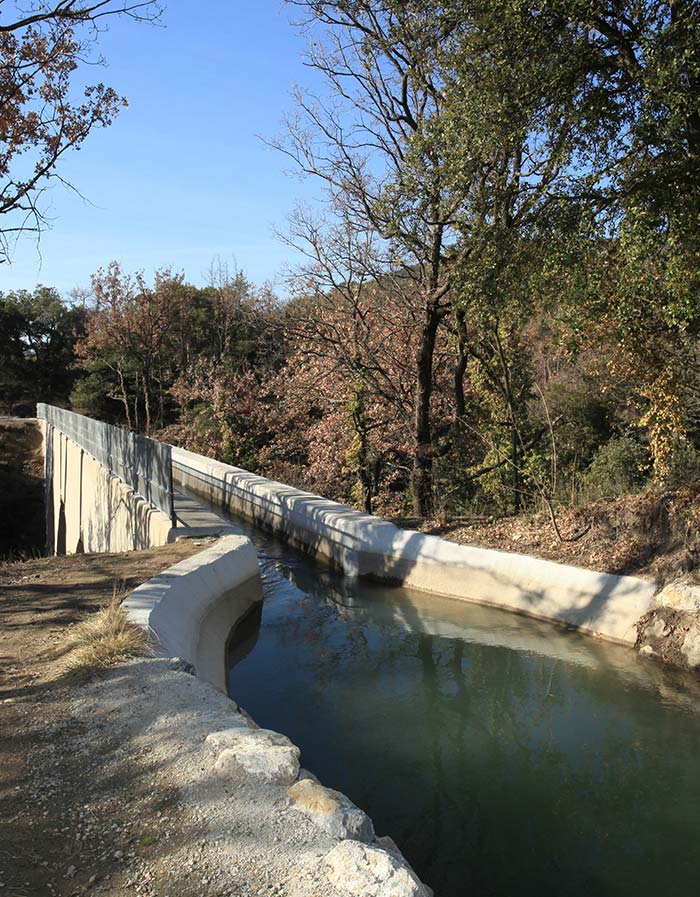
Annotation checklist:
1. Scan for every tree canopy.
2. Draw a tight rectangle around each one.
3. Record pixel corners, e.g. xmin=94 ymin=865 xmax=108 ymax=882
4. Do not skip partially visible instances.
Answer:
xmin=2 ymin=0 xmax=699 ymax=532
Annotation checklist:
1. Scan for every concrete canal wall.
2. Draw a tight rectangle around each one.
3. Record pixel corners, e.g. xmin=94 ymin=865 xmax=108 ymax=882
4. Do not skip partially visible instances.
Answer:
xmin=33 ymin=401 xmax=659 ymax=647
xmin=119 ymin=529 xmax=432 ymax=896
xmin=22 ymin=407 xmax=445 ymax=892
xmin=172 ymin=445 xmax=659 ymax=646
xmin=122 ymin=534 xmax=262 ymax=692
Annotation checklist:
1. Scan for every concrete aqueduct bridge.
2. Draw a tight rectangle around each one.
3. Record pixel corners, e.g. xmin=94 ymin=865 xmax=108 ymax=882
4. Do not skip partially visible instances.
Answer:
xmin=37 ymin=405 xmax=264 ymax=687
xmin=38 ymin=404 xmax=176 ymax=555
xmin=36 ymin=405 xmax=435 ymax=896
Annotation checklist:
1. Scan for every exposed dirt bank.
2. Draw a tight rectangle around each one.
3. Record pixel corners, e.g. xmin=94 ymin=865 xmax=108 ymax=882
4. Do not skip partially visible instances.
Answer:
xmin=398 ymin=485 xmax=700 ymax=587
xmin=0 ymin=418 xmax=45 ymax=559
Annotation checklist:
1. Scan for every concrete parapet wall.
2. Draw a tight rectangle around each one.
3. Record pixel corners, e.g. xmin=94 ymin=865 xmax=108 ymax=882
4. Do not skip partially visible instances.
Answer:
xmin=45 ymin=423 xmax=174 ymax=555
xmin=38 ymin=403 xmax=174 ymax=518
xmin=122 ymin=535 xmax=262 ymax=691
xmin=172 ymin=446 xmax=659 ymax=645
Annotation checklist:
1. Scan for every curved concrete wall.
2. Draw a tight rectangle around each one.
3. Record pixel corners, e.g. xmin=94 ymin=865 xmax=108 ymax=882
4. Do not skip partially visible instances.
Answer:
xmin=120 ymin=534 xmax=431 ymax=894
xmin=172 ymin=446 xmax=658 ymax=646
xmin=122 ymin=535 xmax=263 ymax=691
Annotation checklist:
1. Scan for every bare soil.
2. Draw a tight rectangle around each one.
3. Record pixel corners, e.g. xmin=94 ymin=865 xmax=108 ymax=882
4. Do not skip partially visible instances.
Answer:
xmin=0 ymin=540 xmax=214 ymax=897
xmin=1 ymin=541 xmax=353 ymax=897
xmin=398 ymin=485 xmax=700 ymax=587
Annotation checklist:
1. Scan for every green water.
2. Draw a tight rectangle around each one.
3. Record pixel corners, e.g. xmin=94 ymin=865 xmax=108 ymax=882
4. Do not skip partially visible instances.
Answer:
xmin=220 ymin=509 xmax=700 ymax=897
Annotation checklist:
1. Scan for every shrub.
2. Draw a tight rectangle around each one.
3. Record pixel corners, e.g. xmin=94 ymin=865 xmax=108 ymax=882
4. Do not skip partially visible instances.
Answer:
xmin=662 ymin=438 xmax=700 ymax=489
xmin=580 ymin=436 xmax=650 ymax=502
xmin=60 ymin=594 xmax=148 ymax=683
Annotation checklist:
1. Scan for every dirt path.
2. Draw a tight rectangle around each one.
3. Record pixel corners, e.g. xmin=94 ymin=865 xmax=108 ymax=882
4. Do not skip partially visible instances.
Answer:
xmin=0 ymin=543 xmax=362 ymax=897
xmin=0 ymin=542 xmax=210 ymax=897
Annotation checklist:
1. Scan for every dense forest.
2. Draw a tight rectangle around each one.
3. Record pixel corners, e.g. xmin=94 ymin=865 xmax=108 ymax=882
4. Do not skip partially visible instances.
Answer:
xmin=1 ymin=1 xmax=699 ymax=537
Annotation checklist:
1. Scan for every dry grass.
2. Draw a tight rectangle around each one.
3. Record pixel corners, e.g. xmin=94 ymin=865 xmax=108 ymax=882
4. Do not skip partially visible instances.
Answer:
xmin=61 ymin=590 xmax=149 ymax=683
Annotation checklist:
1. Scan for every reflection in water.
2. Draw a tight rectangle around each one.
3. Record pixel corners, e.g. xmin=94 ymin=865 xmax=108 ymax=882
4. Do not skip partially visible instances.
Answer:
xmin=211 ymin=503 xmax=700 ymax=897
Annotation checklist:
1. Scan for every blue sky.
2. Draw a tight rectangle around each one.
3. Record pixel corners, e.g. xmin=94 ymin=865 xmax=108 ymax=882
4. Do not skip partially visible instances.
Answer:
xmin=2 ymin=1 xmax=322 ymax=297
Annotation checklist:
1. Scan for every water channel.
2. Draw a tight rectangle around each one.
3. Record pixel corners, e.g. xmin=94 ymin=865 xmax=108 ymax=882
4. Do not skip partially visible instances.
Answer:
xmin=200 ymin=498 xmax=700 ymax=897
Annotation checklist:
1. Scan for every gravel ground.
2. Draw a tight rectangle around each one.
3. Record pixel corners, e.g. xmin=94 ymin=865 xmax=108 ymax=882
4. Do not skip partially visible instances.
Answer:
xmin=68 ymin=658 xmax=346 ymax=897
xmin=0 ymin=548 xmax=399 ymax=897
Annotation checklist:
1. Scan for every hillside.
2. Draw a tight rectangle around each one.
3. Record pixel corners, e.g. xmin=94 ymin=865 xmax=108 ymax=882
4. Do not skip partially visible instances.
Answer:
xmin=0 ymin=419 xmax=44 ymax=559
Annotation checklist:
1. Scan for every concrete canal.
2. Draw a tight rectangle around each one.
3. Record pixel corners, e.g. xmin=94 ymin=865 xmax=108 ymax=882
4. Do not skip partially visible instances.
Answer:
xmin=202 ymin=498 xmax=700 ymax=897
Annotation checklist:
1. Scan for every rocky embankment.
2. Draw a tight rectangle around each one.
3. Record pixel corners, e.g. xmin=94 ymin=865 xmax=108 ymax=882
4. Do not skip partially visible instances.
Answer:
xmin=637 ymin=582 xmax=700 ymax=674
xmin=73 ymin=657 xmax=432 ymax=897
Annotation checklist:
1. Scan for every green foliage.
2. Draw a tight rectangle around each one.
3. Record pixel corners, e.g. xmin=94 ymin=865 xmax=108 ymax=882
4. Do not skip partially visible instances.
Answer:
xmin=661 ymin=439 xmax=700 ymax=490
xmin=0 ymin=287 xmax=85 ymax=415
xmin=69 ymin=368 xmax=121 ymax=421
xmin=580 ymin=437 xmax=650 ymax=503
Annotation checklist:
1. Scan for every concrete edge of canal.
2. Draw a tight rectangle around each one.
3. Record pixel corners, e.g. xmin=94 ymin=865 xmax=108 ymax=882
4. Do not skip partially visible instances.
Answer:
xmin=121 ymin=512 xmax=434 ymax=897
xmin=170 ymin=445 xmax=662 ymax=648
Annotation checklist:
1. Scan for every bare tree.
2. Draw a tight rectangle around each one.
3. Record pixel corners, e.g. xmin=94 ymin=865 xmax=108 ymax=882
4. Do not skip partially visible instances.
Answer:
xmin=278 ymin=0 xmax=467 ymax=516
xmin=280 ymin=205 xmax=420 ymax=512
xmin=0 ymin=0 xmax=163 ymax=260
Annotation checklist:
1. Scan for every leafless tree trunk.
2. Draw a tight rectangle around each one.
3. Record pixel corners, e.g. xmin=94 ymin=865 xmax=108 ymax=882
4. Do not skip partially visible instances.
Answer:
xmin=279 ymin=1 xmax=463 ymax=516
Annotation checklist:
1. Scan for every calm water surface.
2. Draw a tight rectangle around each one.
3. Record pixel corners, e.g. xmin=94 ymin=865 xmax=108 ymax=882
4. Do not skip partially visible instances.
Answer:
xmin=210 ymin=504 xmax=700 ymax=897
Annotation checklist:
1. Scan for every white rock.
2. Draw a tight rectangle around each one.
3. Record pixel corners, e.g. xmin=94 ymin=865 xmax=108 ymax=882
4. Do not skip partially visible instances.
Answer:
xmin=657 ymin=583 xmax=700 ymax=614
xmin=288 ymin=779 xmax=374 ymax=843
xmin=374 ymin=835 xmax=401 ymax=855
xmin=647 ymin=617 xmax=669 ymax=639
xmin=325 ymin=840 xmax=430 ymax=897
xmin=168 ymin=657 xmax=195 ymax=675
xmin=204 ymin=723 xmax=251 ymax=748
xmin=212 ymin=729 xmax=300 ymax=784
xmin=681 ymin=626 xmax=700 ymax=669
